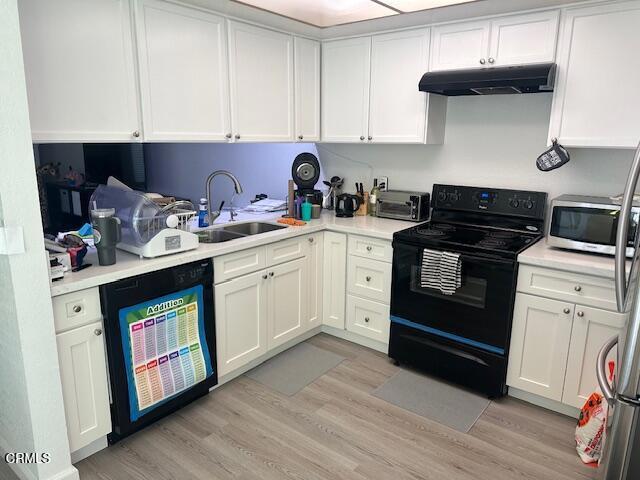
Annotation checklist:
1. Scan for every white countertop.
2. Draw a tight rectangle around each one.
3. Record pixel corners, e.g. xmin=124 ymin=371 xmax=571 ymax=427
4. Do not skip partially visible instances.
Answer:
xmin=50 ymin=212 xmax=414 ymax=297
xmin=518 ymin=239 xmax=629 ymax=279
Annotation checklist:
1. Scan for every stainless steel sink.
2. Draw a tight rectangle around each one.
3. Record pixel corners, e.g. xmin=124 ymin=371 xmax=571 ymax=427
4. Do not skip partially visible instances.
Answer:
xmin=196 ymin=229 xmax=245 ymax=244
xmin=197 ymin=222 xmax=286 ymax=243
xmin=221 ymin=222 xmax=287 ymax=236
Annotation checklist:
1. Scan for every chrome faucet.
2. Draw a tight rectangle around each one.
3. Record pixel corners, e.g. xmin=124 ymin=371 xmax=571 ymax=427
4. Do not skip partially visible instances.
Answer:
xmin=205 ymin=170 xmax=243 ymax=224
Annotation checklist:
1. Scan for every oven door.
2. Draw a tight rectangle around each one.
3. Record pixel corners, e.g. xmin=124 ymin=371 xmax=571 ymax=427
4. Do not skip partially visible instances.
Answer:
xmin=391 ymin=241 xmax=517 ymax=354
xmin=547 ymin=201 xmax=639 ymax=256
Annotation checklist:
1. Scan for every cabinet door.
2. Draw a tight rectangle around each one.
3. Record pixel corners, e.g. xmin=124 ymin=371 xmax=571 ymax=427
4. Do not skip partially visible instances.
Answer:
xmin=294 ymin=37 xmax=320 ymax=142
xmin=507 ymin=293 xmax=574 ymax=401
xmin=56 ymin=321 xmax=111 ymax=452
xmin=267 ymin=257 xmax=307 ymax=349
xmin=322 ymin=232 xmax=347 ymax=329
xmin=488 ymin=11 xmax=559 ymax=67
xmin=429 ymin=19 xmax=490 ymax=71
xmin=135 ymin=0 xmax=231 ymax=142
xmin=321 ymin=37 xmax=371 ymax=142
xmin=305 ymin=233 xmax=323 ymax=329
xmin=369 ymin=28 xmax=435 ymax=144
xmin=228 ymin=21 xmax=294 ymax=142
xmin=548 ymin=1 xmax=640 ymax=148
xmin=563 ymin=306 xmax=626 ymax=408
xmin=215 ymin=271 xmax=268 ymax=376
xmin=19 ymin=0 xmax=140 ymax=142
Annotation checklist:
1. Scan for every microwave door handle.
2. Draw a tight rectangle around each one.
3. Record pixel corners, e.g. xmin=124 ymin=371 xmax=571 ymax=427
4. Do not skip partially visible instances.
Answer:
xmin=597 ymin=335 xmax=618 ymax=406
xmin=615 ymin=140 xmax=640 ymax=312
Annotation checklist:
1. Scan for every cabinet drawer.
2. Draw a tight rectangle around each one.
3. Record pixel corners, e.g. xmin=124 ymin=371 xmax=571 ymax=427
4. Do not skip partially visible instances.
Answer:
xmin=52 ymin=287 xmax=102 ymax=333
xmin=346 ymin=295 xmax=390 ymax=344
xmin=214 ymin=247 xmax=266 ymax=283
xmin=517 ymin=265 xmax=616 ymax=311
xmin=266 ymin=236 xmax=306 ymax=266
xmin=347 ymin=255 xmax=391 ymax=304
xmin=348 ymin=235 xmax=392 ymax=263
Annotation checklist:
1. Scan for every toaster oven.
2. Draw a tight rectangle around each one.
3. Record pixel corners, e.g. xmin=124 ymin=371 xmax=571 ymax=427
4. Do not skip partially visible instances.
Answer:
xmin=376 ymin=190 xmax=429 ymax=222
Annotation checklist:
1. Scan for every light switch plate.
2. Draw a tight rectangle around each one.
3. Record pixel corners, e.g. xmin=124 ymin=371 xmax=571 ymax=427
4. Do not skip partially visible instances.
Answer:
xmin=377 ymin=176 xmax=389 ymax=192
xmin=0 ymin=226 xmax=25 ymax=255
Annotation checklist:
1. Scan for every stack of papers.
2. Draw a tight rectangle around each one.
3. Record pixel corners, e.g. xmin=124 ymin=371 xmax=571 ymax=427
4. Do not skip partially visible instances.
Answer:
xmin=243 ymin=198 xmax=287 ymax=213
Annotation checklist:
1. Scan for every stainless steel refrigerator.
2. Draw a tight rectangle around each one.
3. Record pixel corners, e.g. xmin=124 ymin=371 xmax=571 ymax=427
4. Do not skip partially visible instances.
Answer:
xmin=598 ymin=142 xmax=640 ymax=480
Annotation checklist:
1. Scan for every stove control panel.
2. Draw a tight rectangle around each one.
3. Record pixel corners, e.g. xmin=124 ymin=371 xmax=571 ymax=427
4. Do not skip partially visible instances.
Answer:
xmin=432 ymin=184 xmax=547 ymax=219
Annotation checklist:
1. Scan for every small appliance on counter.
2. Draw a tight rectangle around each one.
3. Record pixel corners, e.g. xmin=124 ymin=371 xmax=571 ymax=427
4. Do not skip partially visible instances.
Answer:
xmin=291 ymin=152 xmax=323 ymax=208
xmin=376 ymin=190 xmax=430 ymax=222
xmin=335 ymin=193 xmax=361 ymax=218
xmin=90 ymin=185 xmax=198 ymax=259
xmin=322 ymin=176 xmax=343 ymax=211
xmin=390 ymin=184 xmax=547 ymax=397
xmin=547 ymin=194 xmax=640 ymax=257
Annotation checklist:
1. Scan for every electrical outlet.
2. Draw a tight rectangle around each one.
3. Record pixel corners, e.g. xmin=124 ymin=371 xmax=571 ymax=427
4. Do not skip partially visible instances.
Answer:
xmin=378 ymin=176 xmax=389 ymax=192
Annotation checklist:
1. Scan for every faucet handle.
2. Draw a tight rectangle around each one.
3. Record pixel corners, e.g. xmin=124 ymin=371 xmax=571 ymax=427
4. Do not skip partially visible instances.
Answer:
xmin=218 ymin=200 xmax=225 ymax=212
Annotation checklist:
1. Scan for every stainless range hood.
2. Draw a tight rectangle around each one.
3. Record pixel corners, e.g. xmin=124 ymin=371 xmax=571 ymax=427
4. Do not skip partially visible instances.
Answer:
xmin=418 ymin=63 xmax=556 ymax=96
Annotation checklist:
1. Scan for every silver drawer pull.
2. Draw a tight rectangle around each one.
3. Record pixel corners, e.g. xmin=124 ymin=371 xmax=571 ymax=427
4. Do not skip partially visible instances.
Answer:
xmin=366 ymin=246 xmax=372 ymax=252
xmin=574 ymin=285 xmax=582 ymax=292
xmin=364 ymin=317 xmax=370 ymax=323
xmin=563 ymin=308 xmax=570 ymax=314
xmin=73 ymin=304 xmax=82 ymax=313
xmin=366 ymin=276 xmax=372 ymax=282
xmin=577 ymin=311 xmax=584 ymax=317
xmin=308 ymin=237 xmax=314 ymax=243
xmin=94 ymin=328 xmax=102 ymax=336
xmin=262 ymin=274 xmax=268 ymax=280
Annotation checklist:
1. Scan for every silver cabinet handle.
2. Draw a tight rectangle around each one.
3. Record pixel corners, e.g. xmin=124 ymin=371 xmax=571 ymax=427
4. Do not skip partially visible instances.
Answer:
xmin=225 ymin=133 xmax=232 ymax=139
xmin=235 ymin=134 xmax=241 ymax=140
xmin=132 ymin=130 xmax=140 ymax=138
xmin=488 ymin=57 xmax=495 ymax=64
xmin=479 ymin=58 xmax=486 ymax=65
xmin=360 ymin=136 xmax=365 ymax=141
xmin=368 ymin=136 xmax=373 ymax=141
xmin=597 ymin=335 xmax=618 ymax=405
xmin=574 ymin=285 xmax=582 ymax=292
xmin=262 ymin=274 xmax=268 ymax=280
xmin=308 ymin=237 xmax=314 ymax=243
xmin=269 ymin=272 xmax=274 ymax=277
xmin=366 ymin=276 xmax=372 ymax=282
xmin=616 ymin=139 xmax=640 ymax=312
xmin=94 ymin=328 xmax=102 ymax=336
xmin=364 ymin=317 xmax=370 ymax=323
xmin=563 ymin=308 xmax=570 ymax=314
xmin=298 ymin=135 xmax=303 ymax=140
xmin=577 ymin=311 xmax=584 ymax=317
xmin=366 ymin=246 xmax=372 ymax=252
xmin=73 ymin=304 xmax=82 ymax=313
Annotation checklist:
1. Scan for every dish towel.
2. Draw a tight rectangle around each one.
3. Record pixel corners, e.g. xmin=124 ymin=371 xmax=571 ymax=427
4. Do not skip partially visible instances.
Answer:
xmin=420 ymin=249 xmax=462 ymax=295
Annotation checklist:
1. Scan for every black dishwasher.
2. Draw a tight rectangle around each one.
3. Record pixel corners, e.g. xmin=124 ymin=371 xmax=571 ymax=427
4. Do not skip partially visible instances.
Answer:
xmin=100 ymin=259 xmax=217 ymax=443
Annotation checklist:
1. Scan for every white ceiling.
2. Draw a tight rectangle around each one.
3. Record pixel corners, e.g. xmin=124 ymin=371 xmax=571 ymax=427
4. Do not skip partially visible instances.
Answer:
xmin=233 ymin=0 xmax=481 ymax=27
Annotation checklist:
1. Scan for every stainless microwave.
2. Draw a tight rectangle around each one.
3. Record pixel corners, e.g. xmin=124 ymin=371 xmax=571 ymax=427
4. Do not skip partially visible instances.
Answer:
xmin=547 ymin=195 xmax=639 ymax=257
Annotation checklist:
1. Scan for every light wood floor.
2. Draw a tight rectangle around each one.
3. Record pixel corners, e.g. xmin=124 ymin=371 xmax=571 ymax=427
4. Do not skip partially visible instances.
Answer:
xmin=77 ymin=334 xmax=597 ymax=480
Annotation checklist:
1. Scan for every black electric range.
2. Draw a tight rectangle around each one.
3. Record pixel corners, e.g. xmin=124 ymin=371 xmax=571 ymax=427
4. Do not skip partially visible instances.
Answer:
xmin=389 ymin=184 xmax=547 ymax=398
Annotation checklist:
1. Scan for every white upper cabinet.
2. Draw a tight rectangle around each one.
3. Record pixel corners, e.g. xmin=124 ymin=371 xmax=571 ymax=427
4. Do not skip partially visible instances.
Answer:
xmin=548 ymin=1 xmax=640 ymax=148
xmin=135 ymin=0 xmax=231 ymax=142
xmin=369 ymin=28 xmax=445 ymax=144
xmin=430 ymin=11 xmax=558 ymax=71
xmin=228 ymin=21 xmax=294 ymax=142
xmin=19 ymin=0 xmax=141 ymax=142
xmin=488 ymin=11 xmax=559 ymax=66
xmin=430 ymin=19 xmax=490 ymax=71
xmin=322 ymin=37 xmax=372 ymax=143
xmin=294 ymin=37 xmax=321 ymax=142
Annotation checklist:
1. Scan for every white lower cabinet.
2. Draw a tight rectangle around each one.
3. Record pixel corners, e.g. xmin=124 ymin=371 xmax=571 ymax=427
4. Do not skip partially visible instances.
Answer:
xmin=346 ymin=295 xmax=390 ymax=344
xmin=267 ymin=257 xmax=307 ymax=349
xmin=562 ymin=305 xmax=625 ymax=408
xmin=215 ymin=270 xmax=268 ymax=377
xmin=508 ymin=267 xmax=627 ymax=411
xmin=322 ymin=232 xmax=348 ymax=328
xmin=54 ymin=289 xmax=112 ymax=454
xmin=507 ymin=293 xmax=574 ymax=401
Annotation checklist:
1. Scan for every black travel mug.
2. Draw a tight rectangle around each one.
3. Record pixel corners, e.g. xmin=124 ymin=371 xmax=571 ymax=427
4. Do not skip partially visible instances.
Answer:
xmin=91 ymin=208 xmax=121 ymax=266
